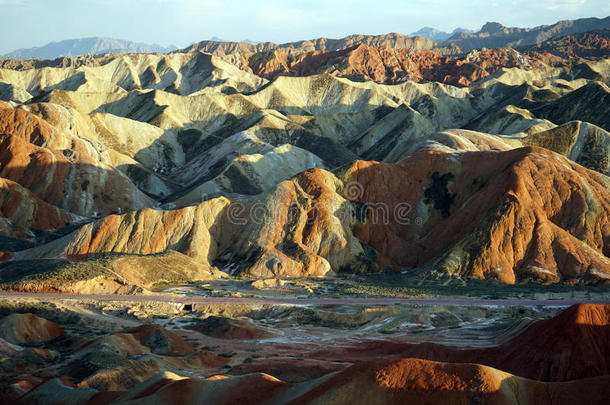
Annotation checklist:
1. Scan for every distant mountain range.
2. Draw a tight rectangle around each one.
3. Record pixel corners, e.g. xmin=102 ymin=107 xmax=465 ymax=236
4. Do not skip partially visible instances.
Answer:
xmin=443 ymin=16 xmax=610 ymax=50
xmin=409 ymin=27 xmax=474 ymax=41
xmin=179 ymin=16 xmax=610 ymax=57
xmin=178 ymin=33 xmax=435 ymax=56
xmin=3 ymin=16 xmax=610 ymax=61
xmin=3 ymin=37 xmax=176 ymax=59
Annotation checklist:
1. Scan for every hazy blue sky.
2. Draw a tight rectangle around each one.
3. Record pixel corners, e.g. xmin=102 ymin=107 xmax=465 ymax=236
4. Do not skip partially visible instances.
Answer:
xmin=1 ymin=0 xmax=608 ymax=53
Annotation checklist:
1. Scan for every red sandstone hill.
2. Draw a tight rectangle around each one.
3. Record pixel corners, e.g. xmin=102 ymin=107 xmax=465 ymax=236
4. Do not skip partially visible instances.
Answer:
xmin=235 ymin=29 xmax=610 ymax=87
xmin=13 ymin=354 xmax=610 ymax=405
xmin=127 ymin=324 xmax=196 ymax=356
xmin=2 ymin=31 xmax=608 ymax=89
xmin=493 ymin=303 xmax=610 ymax=381
xmin=441 ymin=17 xmax=610 ymax=51
xmin=0 ymin=43 xmax=538 ymax=87
xmin=344 ymin=147 xmax=610 ymax=283
xmin=0 ymin=177 xmax=76 ymax=239
xmin=11 ymin=147 xmax=610 ymax=284
xmin=285 ymin=358 xmax=610 ymax=405
xmin=240 ymin=45 xmax=539 ymax=86
xmin=307 ymin=304 xmax=610 ymax=383
xmin=0 ymin=313 xmax=64 ymax=345
xmin=13 ymin=323 xmax=610 ymax=405
xmin=520 ymin=29 xmax=610 ymax=65
xmin=4 ymin=304 xmax=610 ymax=404
xmin=177 ymin=33 xmax=436 ymax=56
xmin=0 ymin=104 xmax=153 ymax=218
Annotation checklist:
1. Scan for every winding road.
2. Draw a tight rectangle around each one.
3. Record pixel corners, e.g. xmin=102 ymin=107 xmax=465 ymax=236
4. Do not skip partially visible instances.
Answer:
xmin=0 ymin=291 xmax=607 ymax=307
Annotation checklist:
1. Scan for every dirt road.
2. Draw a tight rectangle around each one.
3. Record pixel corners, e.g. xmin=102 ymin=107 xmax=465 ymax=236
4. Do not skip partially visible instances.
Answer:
xmin=0 ymin=291 xmax=607 ymax=307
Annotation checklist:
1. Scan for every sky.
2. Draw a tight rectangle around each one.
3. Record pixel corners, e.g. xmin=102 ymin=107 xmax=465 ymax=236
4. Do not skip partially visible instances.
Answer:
xmin=0 ymin=0 xmax=609 ymax=54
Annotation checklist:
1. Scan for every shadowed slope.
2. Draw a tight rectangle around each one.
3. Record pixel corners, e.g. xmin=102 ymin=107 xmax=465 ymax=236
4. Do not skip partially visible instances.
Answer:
xmin=307 ymin=304 xmax=610 ymax=382
xmin=14 ymin=358 xmax=610 ymax=405
xmin=0 ymin=104 xmax=154 ymax=217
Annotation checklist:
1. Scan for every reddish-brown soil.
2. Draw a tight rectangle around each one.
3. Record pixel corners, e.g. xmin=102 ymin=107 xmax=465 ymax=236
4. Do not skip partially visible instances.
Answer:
xmin=343 ymin=147 xmax=610 ymax=283
xmin=128 ymin=324 xmax=196 ymax=356
xmin=305 ymin=304 xmax=610 ymax=382
xmin=240 ymin=45 xmax=540 ymax=86
xmin=0 ymin=313 xmax=64 ymax=345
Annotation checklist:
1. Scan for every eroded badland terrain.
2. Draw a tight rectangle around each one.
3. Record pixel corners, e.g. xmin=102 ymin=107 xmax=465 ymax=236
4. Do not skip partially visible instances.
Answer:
xmin=0 ymin=16 xmax=610 ymax=405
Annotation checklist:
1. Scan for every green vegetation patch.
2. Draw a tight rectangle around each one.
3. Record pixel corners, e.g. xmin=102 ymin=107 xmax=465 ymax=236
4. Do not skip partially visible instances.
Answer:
xmin=0 ymin=255 xmax=117 ymax=284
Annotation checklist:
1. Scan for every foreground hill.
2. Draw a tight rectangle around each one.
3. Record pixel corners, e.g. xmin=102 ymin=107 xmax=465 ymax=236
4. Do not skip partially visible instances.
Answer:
xmin=314 ymin=303 xmax=610 ymax=382
xmin=16 ymin=360 xmax=609 ymax=405
xmin=3 ymin=304 xmax=610 ymax=404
